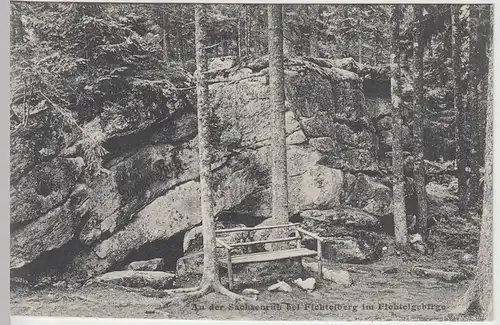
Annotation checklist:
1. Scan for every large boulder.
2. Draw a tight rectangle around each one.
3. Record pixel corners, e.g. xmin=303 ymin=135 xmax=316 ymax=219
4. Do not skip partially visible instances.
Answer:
xmin=176 ymin=252 xmax=204 ymax=278
xmin=346 ymin=174 xmax=392 ymax=217
xmin=10 ymin=184 xmax=89 ymax=269
xmin=91 ymin=270 xmax=176 ymax=289
xmin=303 ymin=234 xmax=383 ymax=264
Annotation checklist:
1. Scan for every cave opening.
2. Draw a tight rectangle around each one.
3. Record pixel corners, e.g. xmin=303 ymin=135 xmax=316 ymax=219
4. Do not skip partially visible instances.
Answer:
xmin=10 ymin=239 xmax=86 ymax=283
xmin=120 ymin=231 xmax=185 ymax=272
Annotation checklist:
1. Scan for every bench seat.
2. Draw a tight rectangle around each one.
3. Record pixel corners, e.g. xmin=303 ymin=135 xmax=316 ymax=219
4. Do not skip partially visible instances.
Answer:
xmin=220 ymin=248 xmax=317 ymax=266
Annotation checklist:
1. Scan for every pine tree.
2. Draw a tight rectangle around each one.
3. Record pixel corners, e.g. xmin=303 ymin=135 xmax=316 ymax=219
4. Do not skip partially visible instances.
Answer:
xmin=390 ymin=4 xmax=408 ymax=247
xmin=467 ymin=5 xmax=481 ymax=212
xmin=161 ymin=5 xmax=170 ymax=61
xmin=163 ymin=5 xmax=256 ymax=303
xmin=282 ymin=5 xmax=295 ymax=57
xmin=450 ymin=6 xmax=493 ymax=319
xmin=452 ymin=4 xmax=467 ymax=217
xmin=412 ymin=5 xmax=429 ymax=238
xmin=268 ymin=4 xmax=289 ymax=248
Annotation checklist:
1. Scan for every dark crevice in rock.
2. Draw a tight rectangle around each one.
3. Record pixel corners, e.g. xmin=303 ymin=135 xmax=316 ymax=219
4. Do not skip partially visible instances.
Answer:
xmin=10 ymin=219 xmax=35 ymax=234
xmin=363 ymin=78 xmax=391 ymax=98
xmin=119 ymin=231 xmax=186 ymax=272
xmin=103 ymin=117 xmax=196 ymax=169
xmin=289 ymin=212 xmax=303 ymax=223
xmin=10 ymin=238 xmax=86 ymax=283
xmin=216 ymin=211 xmax=266 ymax=227
xmin=378 ymin=215 xmax=395 ymax=236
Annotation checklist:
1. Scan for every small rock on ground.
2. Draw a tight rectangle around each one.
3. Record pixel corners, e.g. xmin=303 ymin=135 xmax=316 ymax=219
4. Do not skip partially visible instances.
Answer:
xmin=268 ymin=281 xmax=292 ymax=293
xmin=127 ymin=258 xmax=164 ymax=271
xmin=303 ymin=260 xmax=353 ymax=286
xmin=242 ymin=288 xmax=260 ymax=295
xmin=293 ymin=278 xmax=316 ymax=291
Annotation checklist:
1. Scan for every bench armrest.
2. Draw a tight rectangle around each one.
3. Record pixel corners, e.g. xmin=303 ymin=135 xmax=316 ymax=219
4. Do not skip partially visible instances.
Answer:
xmin=296 ymin=227 xmax=324 ymax=242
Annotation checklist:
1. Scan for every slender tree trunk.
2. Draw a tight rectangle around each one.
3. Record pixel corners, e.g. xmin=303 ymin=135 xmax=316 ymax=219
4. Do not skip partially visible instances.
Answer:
xmin=162 ymin=7 xmax=170 ymax=62
xmin=195 ymin=4 xmax=218 ymax=285
xmin=357 ymin=13 xmax=362 ymax=64
xmin=176 ymin=5 xmax=182 ymax=62
xmin=309 ymin=5 xmax=320 ymax=57
xmin=452 ymin=5 xmax=467 ymax=217
xmin=221 ymin=39 xmax=228 ymax=56
xmin=268 ymin=4 xmax=289 ymax=245
xmin=451 ymin=6 xmax=493 ymax=319
xmin=467 ymin=6 xmax=481 ymax=212
xmin=246 ymin=6 xmax=251 ymax=56
xmin=412 ymin=5 xmax=429 ymax=239
xmin=282 ymin=5 xmax=295 ymax=57
xmin=390 ymin=4 xmax=407 ymax=247
xmin=474 ymin=5 xmax=490 ymax=210
xmin=164 ymin=7 xmax=251 ymax=303
xmin=237 ymin=12 xmax=242 ymax=58
xmin=257 ymin=9 xmax=262 ymax=55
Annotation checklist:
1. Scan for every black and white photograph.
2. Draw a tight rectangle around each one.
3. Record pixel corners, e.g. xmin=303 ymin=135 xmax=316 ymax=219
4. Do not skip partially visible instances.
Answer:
xmin=9 ymin=1 xmax=494 ymax=322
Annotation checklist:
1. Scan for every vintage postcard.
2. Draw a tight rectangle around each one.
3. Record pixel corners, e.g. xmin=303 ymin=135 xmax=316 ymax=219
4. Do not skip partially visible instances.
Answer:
xmin=9 ymin=1 xmax=494 ymax=322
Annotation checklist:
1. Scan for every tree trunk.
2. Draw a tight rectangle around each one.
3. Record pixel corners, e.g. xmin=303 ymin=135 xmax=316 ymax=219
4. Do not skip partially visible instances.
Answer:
xmin=268 ymin=4 xmax=289 ymax=246
xmin=221 ymin=39 xmax=228 ymax=56
xmin=412 ymin=5 xmax=428 ymax=238
xmin=474 ymin=5 xmax=491 ymax=211
xmin=467 ymin=5 xmax=481 ymax=212
xmin=282 ymin=5 xmax=295 ymax=57
xmin=195 ymin=4 xmax=218 ymax=285
xmin=390 ymin=4 xmax=407 ymax=247
xmin=162 ymin=7 xmax=170 ymax=62
xmin=246 ymin=6 xmax=251 ymax=56
xmin=452 ymin=5 xmax=467 ymax=217
xmin=450 ymin=6 xmax=493 ymax=319
xmin=309 ymin=5 xmax=320 ymax=57
xmin=357 ymin=13 xmax=362 ymax=64
xmin=176 ymin=5 xmax=182 ymax=62
xmin=164 ymin=6 xmax=251 ymax=302
xmin=256 ymin=9 xmax=262 ymax=55
xmin=237 ymin=12 xmax=242 ymax=58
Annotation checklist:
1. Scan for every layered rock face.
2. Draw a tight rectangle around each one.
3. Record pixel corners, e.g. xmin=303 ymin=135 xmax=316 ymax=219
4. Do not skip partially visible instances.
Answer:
xmin=10 ymin=56 xmax=454 ymax=282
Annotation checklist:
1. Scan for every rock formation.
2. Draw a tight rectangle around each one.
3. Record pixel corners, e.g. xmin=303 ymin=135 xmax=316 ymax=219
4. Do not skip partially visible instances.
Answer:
xmin=10 ymin=56 xmax=458 ymax=282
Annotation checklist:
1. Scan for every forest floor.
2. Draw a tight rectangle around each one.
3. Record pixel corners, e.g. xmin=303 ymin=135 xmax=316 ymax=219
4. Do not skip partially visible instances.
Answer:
xmin=10 ymin=252 xmax=481 ymax=321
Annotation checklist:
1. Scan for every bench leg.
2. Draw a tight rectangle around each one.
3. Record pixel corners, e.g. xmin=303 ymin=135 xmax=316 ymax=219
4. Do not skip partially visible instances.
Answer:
xmin=317 ymin=240 xmax=323 ymax=278
xmin=227 ymin=253 xmax=233 ymax=290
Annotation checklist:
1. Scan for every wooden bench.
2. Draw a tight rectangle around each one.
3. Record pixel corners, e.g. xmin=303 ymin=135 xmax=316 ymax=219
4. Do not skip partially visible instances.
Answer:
xmin=215 ymin=223 xmax=324 ymax=289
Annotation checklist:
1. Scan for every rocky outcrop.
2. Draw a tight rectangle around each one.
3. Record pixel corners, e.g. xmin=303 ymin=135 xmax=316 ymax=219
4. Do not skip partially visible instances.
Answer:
xmin=90 ymin=270 xmax=176 ymax=289
xmin=10 ymin=56 xmax=394 ymax=281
